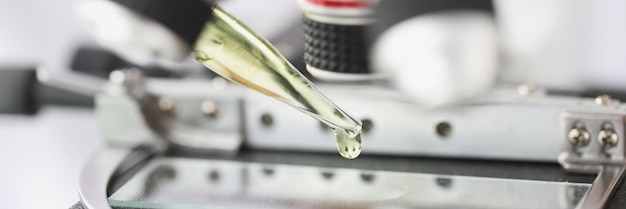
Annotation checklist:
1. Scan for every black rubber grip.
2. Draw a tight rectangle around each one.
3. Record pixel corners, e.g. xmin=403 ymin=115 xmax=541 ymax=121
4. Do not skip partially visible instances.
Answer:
xmin=0 ymin=67 xmax=38 ymax=114
xmin=303 ymin=16 xmax=369 ymax=74
xmin=110 ymin=0 xmax=214 ymax=46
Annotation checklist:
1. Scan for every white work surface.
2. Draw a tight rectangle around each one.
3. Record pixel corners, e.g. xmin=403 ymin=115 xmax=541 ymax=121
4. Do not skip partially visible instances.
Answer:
xmin=0 ymin=107 xmax=102 ymax=209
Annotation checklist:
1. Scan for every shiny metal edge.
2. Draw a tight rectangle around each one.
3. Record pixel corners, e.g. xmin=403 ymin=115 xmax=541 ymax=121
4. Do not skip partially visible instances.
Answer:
xmin=36 ymin=66 xmax=107 ymax=96
xmin=576 ymin=165 xmax=626 ymax=209
xmin=79 ymin=147 xmax=154 ymax=209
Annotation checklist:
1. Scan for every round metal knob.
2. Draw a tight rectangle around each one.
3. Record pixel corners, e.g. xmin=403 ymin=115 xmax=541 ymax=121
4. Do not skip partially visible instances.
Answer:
xmin=598 ymin=129 xmax=619 ymax=149
xmin=568 ymin=128 xmax=590 ymax=147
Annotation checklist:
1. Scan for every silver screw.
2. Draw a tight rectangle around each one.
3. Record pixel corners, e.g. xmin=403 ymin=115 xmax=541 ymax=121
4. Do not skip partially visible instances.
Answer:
xmin=108 ymin=69 xmax=146 ymax=97
xmin=201 ymin=101 xmax=219 ymax=119
xmin=211 ymin=77 xmax=227 ymax=90
xmin=595 ymin=95 xmax=613 ymax=105
xmin=598 ymin=129 xmax=619 ymax=149
xmin=109 ymin=71 xmax=126 ymax=84
xmin=158 ymin=98 xmax=175 ymax=115
xmin=518 ymin=83 xmax=535 ymax=96
xmin=109 ymin=69 xmax=143 ymax=84
xmin=568 ymin=128 xmax=590 ymax=147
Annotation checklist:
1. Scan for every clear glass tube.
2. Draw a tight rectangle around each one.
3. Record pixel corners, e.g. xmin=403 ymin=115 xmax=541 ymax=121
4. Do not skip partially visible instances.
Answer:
xmin=192 ymin=7 xmax=363 ymax=159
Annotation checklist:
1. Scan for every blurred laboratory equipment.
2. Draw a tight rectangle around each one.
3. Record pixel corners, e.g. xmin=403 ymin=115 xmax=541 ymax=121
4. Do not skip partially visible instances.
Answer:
xmin=1 ymin=0 xmax=626 ymax=209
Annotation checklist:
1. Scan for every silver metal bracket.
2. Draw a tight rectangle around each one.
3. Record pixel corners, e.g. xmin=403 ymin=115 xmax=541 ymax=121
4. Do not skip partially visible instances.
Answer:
xmin=39 ymin=66 xmax=626 ymax=208
xmin=560 ymin=153 xmax=625 ymax=209
xmin=37 ymin=67 xmax=244 ymax=153
xmin=560 ymin=112 xmax=626 ymax=209
xmin=79 ymin=146 xmax=157 ymax=209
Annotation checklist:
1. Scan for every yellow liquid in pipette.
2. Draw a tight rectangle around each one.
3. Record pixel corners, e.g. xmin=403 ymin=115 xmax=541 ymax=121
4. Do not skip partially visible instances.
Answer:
xmin=192 ymin=7 xmax=362 ymax=159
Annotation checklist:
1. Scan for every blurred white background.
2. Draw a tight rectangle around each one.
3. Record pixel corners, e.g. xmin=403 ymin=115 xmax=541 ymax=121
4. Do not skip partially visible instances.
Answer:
xmin=0 ymin=0 xmax=86 ymax=69
xmin=0 ymin=1 xmax=97 ymax=208
xmin=495 ymin=0 xmax=626 ymax=91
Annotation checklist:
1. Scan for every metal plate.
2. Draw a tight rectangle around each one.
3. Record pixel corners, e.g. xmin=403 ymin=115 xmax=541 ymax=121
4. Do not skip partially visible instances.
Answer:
xmin=244 ymin=85 xmax=626 ymax=162
xmin=108 ymin=157 xmax=591 ymax=209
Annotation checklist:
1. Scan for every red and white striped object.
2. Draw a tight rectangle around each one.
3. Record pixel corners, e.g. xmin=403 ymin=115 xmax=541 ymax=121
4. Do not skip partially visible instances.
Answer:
xmin=297 ymin=0 xmax=377 ymax=25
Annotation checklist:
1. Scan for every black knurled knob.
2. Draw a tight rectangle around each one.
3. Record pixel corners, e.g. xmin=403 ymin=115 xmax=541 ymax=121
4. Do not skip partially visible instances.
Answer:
xmin=110 ymin=0 xmax=214 ymax=46
xmin=303 ymin=16 xmax=369 ymax=74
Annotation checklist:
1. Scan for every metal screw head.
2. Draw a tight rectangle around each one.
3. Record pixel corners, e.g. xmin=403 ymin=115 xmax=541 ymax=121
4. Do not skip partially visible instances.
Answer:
xmin=109 ymin=69 xmax=144 ymax=85
xmin=261 ymin=166 xmax=275 ymax=176
xmin=260 ymin=113 xmax=273 ymax=127
xmin=320 ymin=170 xmax=335 ymax=180
xmin=518 ymin=83 xmax=535 ymax=96
xmin=360 ymin=173 xmax=375 ymax=183
xmin=436 ymin=122 xmax=452 ymax=138
xmin=109 ymin=69 xmax=146 ymax=97
xmin=211 ymin=77 xmax=227 ymax=90
xmin=435 ymin=177 xmax=454 ymax=190
xmin=158 ymin=98 xmax=175 ymax=115
xmin=595 ymin=95 xmax=613 ymax=105
xmin=598 ymin=129 xmax=619 ymax=149
xmin=208 ymin=170 xmax=220 ymax=183
xmin=568 ymin=128 xmax=590 ymax=147
xmin=201 ymin=101 xmax=219 ymax=119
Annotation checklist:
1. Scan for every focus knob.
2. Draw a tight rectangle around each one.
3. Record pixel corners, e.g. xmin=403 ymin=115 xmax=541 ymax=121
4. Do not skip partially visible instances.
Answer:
xmin=298 ymin=0 xmax=374 ymax=81
xmin=303 ymin=17 xmax=369 ymax=75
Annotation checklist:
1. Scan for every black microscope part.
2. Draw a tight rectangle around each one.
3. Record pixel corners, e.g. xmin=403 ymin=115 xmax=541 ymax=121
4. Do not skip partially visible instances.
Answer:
xmin=110 ymin=0 xmax=214 ymax=46
xmin=303 ymin=16 xmax=370 ymax=74
xmin=0 ymin=67 xmax=38 ymax=114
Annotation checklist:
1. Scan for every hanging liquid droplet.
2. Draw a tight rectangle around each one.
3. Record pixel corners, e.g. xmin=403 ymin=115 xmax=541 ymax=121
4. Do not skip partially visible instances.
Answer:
xmin=334 ymin=130 xmax=362 ymax=159
xmin=191 ymin=6 xmax=363 ymax=159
